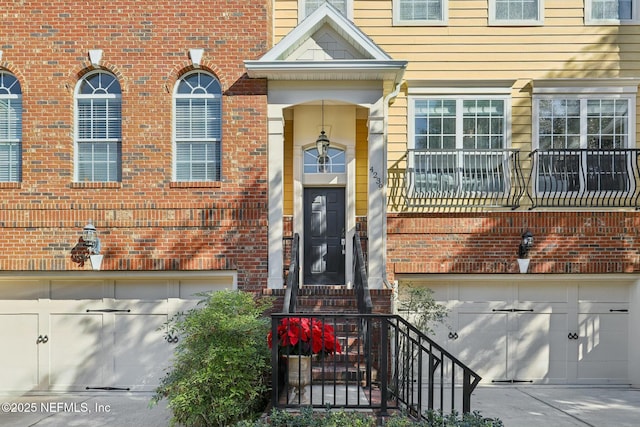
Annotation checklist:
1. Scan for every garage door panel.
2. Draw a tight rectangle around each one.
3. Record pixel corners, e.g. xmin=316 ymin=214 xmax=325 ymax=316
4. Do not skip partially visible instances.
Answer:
xmin=577 ymin=313 xmax=628 ymax=382
xmin=50 ymin=280 xmax=105 ymax=299
xmin=514 ymin=313 xmax=568 ymax=382
xmin=457 ymin=312 xmax=508 ymax=382
xmin=518 ymin=284 xmax=569 ymax=303
xmin=579 ymin=283 xmax=628 ymax=303
xmin=115 ymin=280 xmax=170 ymax=300
xmin=49 ymin=313 xmax=105 ymax=390
xmin=0 ymin=314 xmax=39 ymax=391
xmin=113 ymin=314 xmax=173 ymax=391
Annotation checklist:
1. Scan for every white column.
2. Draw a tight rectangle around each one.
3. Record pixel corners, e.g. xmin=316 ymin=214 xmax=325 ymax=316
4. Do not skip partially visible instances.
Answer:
xmin=267 ymin=107 xmax=285 ymax=289
xmin=367 ymin=101 xmax=386 ymax=289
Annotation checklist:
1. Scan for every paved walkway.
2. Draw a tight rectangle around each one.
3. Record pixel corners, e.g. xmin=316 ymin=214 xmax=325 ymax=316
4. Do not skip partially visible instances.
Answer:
xmin=0 ymin=386 xmax=639 ymax=426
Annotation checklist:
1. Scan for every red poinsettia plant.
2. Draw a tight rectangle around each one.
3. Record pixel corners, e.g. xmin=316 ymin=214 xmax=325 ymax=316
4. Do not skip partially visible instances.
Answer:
xmin=268 ymin=317 xmax=342 ymax=356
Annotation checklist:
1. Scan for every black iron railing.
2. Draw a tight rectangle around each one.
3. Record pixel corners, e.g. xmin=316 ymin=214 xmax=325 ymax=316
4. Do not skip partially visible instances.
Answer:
xmin=282 ymin=233 xmax=300 ymax=314
xmin=528 ymin=149 xmax=640 ymax=209
xmin=353 ymin=230 xmax=372 ymax=315
xmin=270 ymin=313 xmax=481 ymax=419
xmin=406 ymin=149 xmax=527 ymax=209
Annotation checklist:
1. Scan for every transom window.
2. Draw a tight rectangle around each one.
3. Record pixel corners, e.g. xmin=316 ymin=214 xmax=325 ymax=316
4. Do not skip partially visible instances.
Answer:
xmin=393 ymin=0 xmax=447 ymax=25
xmin=75 ymin=71 xmax=122 ymax=182
xmin=409 ymin=96 xmax=510 ymax=194
xmin=490 ymin=0 xmax=543 ymax=25
xmin=304 ymin=147 xmax=346 ymax=173
xmin=586 ymin=0 xmax=637 ymax=23
xmin=0 ymin=72 xmax=22 ymax=182
xmin=174 ymin=71 xmax=222 ymax=182
xmin=534 ymin=95 xmax=634 ymax=194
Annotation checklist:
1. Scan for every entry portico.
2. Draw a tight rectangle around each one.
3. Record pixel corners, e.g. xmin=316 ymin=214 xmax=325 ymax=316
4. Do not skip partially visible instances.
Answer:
xmin=245 ymin=3 xmax=406 ymax=289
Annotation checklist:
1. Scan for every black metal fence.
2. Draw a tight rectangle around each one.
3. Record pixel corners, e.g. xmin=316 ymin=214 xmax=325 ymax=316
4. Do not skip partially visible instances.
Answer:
xmin=270 ymin=313 xmax=481 ymax=420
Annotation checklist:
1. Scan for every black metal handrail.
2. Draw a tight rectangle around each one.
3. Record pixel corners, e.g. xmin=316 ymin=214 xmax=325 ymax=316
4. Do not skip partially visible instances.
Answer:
xmin=270 ymin=313 xmax=481 ymax=420
xmin=406 ymin=149 xmax=527 ymax=209
xmin=528 ymin=149 xmax=640 ymax=209
xmin=282 ymin=233 xmax=300 ymax=314
xmin=353 ymin=230 xmax=372 ymax=315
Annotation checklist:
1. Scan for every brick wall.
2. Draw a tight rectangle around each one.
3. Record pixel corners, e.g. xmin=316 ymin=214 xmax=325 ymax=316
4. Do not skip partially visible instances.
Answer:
xmin=387 ymin=211 xmax=640 ymax=280
xmin=0 ymin=1 xmax=269 ymax=290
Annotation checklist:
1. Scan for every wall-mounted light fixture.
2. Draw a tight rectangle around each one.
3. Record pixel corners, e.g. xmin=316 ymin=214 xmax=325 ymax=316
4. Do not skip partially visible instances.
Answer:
xmin=517 ymin=230 xmax=534 ymax=273
xmin=70 ymin=221 xmax=103 ymax=270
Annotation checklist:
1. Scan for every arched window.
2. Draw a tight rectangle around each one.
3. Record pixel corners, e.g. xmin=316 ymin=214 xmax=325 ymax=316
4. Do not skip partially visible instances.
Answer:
xmin=173 ymin=71 xmax=222 ymax=181
xmin=75 ymin=71 xmax=122 ymax=182
xmin=304 ymin=147 xmax=346 ymax=173
xmin=0 ymin=72 xmax=22 ymax=182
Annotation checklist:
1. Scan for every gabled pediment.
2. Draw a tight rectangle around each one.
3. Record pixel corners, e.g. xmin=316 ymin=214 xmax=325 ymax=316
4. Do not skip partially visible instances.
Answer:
xmin=245 ymin=2 xmax=406 ymax=84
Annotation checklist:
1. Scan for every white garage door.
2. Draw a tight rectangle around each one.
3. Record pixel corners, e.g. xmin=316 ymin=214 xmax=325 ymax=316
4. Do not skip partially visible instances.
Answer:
xmin=404 ymin=277 xmax=629 ymax=385
xmin=0 ymin=273 xmax=235 ymax=393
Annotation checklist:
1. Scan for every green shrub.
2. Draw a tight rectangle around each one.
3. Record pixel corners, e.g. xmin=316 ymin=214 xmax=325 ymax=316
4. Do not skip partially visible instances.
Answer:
xmin=235 ymin=408 xmax=502 ymax=427
xmin=152 ymin=290 xmax=273 ymax=427
xmin=235 ymin=407 xmax=376 ymax=427
xmin=385 ymin=410 xmax=503 ymax=427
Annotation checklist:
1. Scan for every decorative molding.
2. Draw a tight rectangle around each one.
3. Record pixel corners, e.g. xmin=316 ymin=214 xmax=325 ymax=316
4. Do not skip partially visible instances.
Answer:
xmin=88 ymin=49 xmax=103 ymax=66
xmin=189 ymin=48 xmax=204 ymax=68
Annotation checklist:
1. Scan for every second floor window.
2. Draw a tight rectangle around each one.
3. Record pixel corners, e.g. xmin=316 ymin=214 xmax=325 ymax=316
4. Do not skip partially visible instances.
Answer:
xmin=409 ymin=96 xmax=509 ymax=195
xmin=534 ymin=94 xmax=634 ymax=194
xmin=0 ymin=72 xmax=22 ymax=182
xmin=302 ymin=0 xmax=349 ymax=19
xmin=587 ymin=0 xmax=635 ymax=23
xmin=394 ymin=0 xmax=446 ymax=24
xmin=174 ymin=71 xmax=222 ymax=182
xmin=490 ymin=0 xmax=543 ymax=25
xmin=75 ymin=71 xmax=122 ymax=182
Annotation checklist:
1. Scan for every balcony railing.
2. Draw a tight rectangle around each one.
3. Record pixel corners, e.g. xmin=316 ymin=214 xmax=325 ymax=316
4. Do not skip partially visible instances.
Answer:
xmin=528 ymin=149 xmax=640 ymax=209
xmin=404 ymin=148 xmax=640 ymax=209
xmin=406 ymin=149 xmax=527 ymax=209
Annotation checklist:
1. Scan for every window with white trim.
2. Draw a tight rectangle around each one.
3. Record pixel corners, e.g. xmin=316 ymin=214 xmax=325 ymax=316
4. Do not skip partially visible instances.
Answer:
xmin=304 ymin=147 xmax=346 ymax=173
xmin=586 ymin=0 xmax=637 ymax=23
xmin=301 ymin=0 xmax=350 ymax=19
xmin=489 ymin=0 xmax=543 ymax=25
xmin=534 ymin=92 xmax=635 ymax=194
xmin=393 ymin=0 xmax=447 ymax=25
xmin=173 ymin=71 xmax=222 ymax=182
xmin=0 ymin=72 xmax=22 ymax=182
xmin=75 ymin=71 xmax=122 ymax=182
xmin=409 ymin=96 xmax=510 ymax=194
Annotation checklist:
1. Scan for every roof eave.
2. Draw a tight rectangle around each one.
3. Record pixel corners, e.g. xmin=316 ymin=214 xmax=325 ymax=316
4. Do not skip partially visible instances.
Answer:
xmin=245 ymin=60 xmax=407 ymax=84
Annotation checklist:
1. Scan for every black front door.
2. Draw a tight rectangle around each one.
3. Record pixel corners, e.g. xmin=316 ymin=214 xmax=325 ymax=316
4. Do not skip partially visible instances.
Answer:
xmin=303 ymin=188 xmax=345 ymax=285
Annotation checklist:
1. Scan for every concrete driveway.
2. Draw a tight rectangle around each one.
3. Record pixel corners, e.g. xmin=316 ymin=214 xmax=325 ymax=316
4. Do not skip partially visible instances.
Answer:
xmin=1 ymin=386 xmax=639 ymax=426
xmin=473 ymin=386 xmax=640 ymax=427
xmin=0 ymin=392 xmax=171 ymax=427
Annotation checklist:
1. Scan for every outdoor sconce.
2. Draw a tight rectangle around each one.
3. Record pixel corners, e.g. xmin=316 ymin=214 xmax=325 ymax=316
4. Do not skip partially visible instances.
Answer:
xmin=70 ymin=221 xmax=103 ymax=270
xmin=517 ymin=230 xmax=534 ymax=274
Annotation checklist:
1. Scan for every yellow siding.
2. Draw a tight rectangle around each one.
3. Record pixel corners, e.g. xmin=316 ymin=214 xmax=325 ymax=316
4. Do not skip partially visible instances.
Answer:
xmin=355 ymin=119 xmax=368 ymax=216
xmin=273 ymin=0 xmax=640 ymax=212
xmin=284 ymin=120 xmax=293 ymax=216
